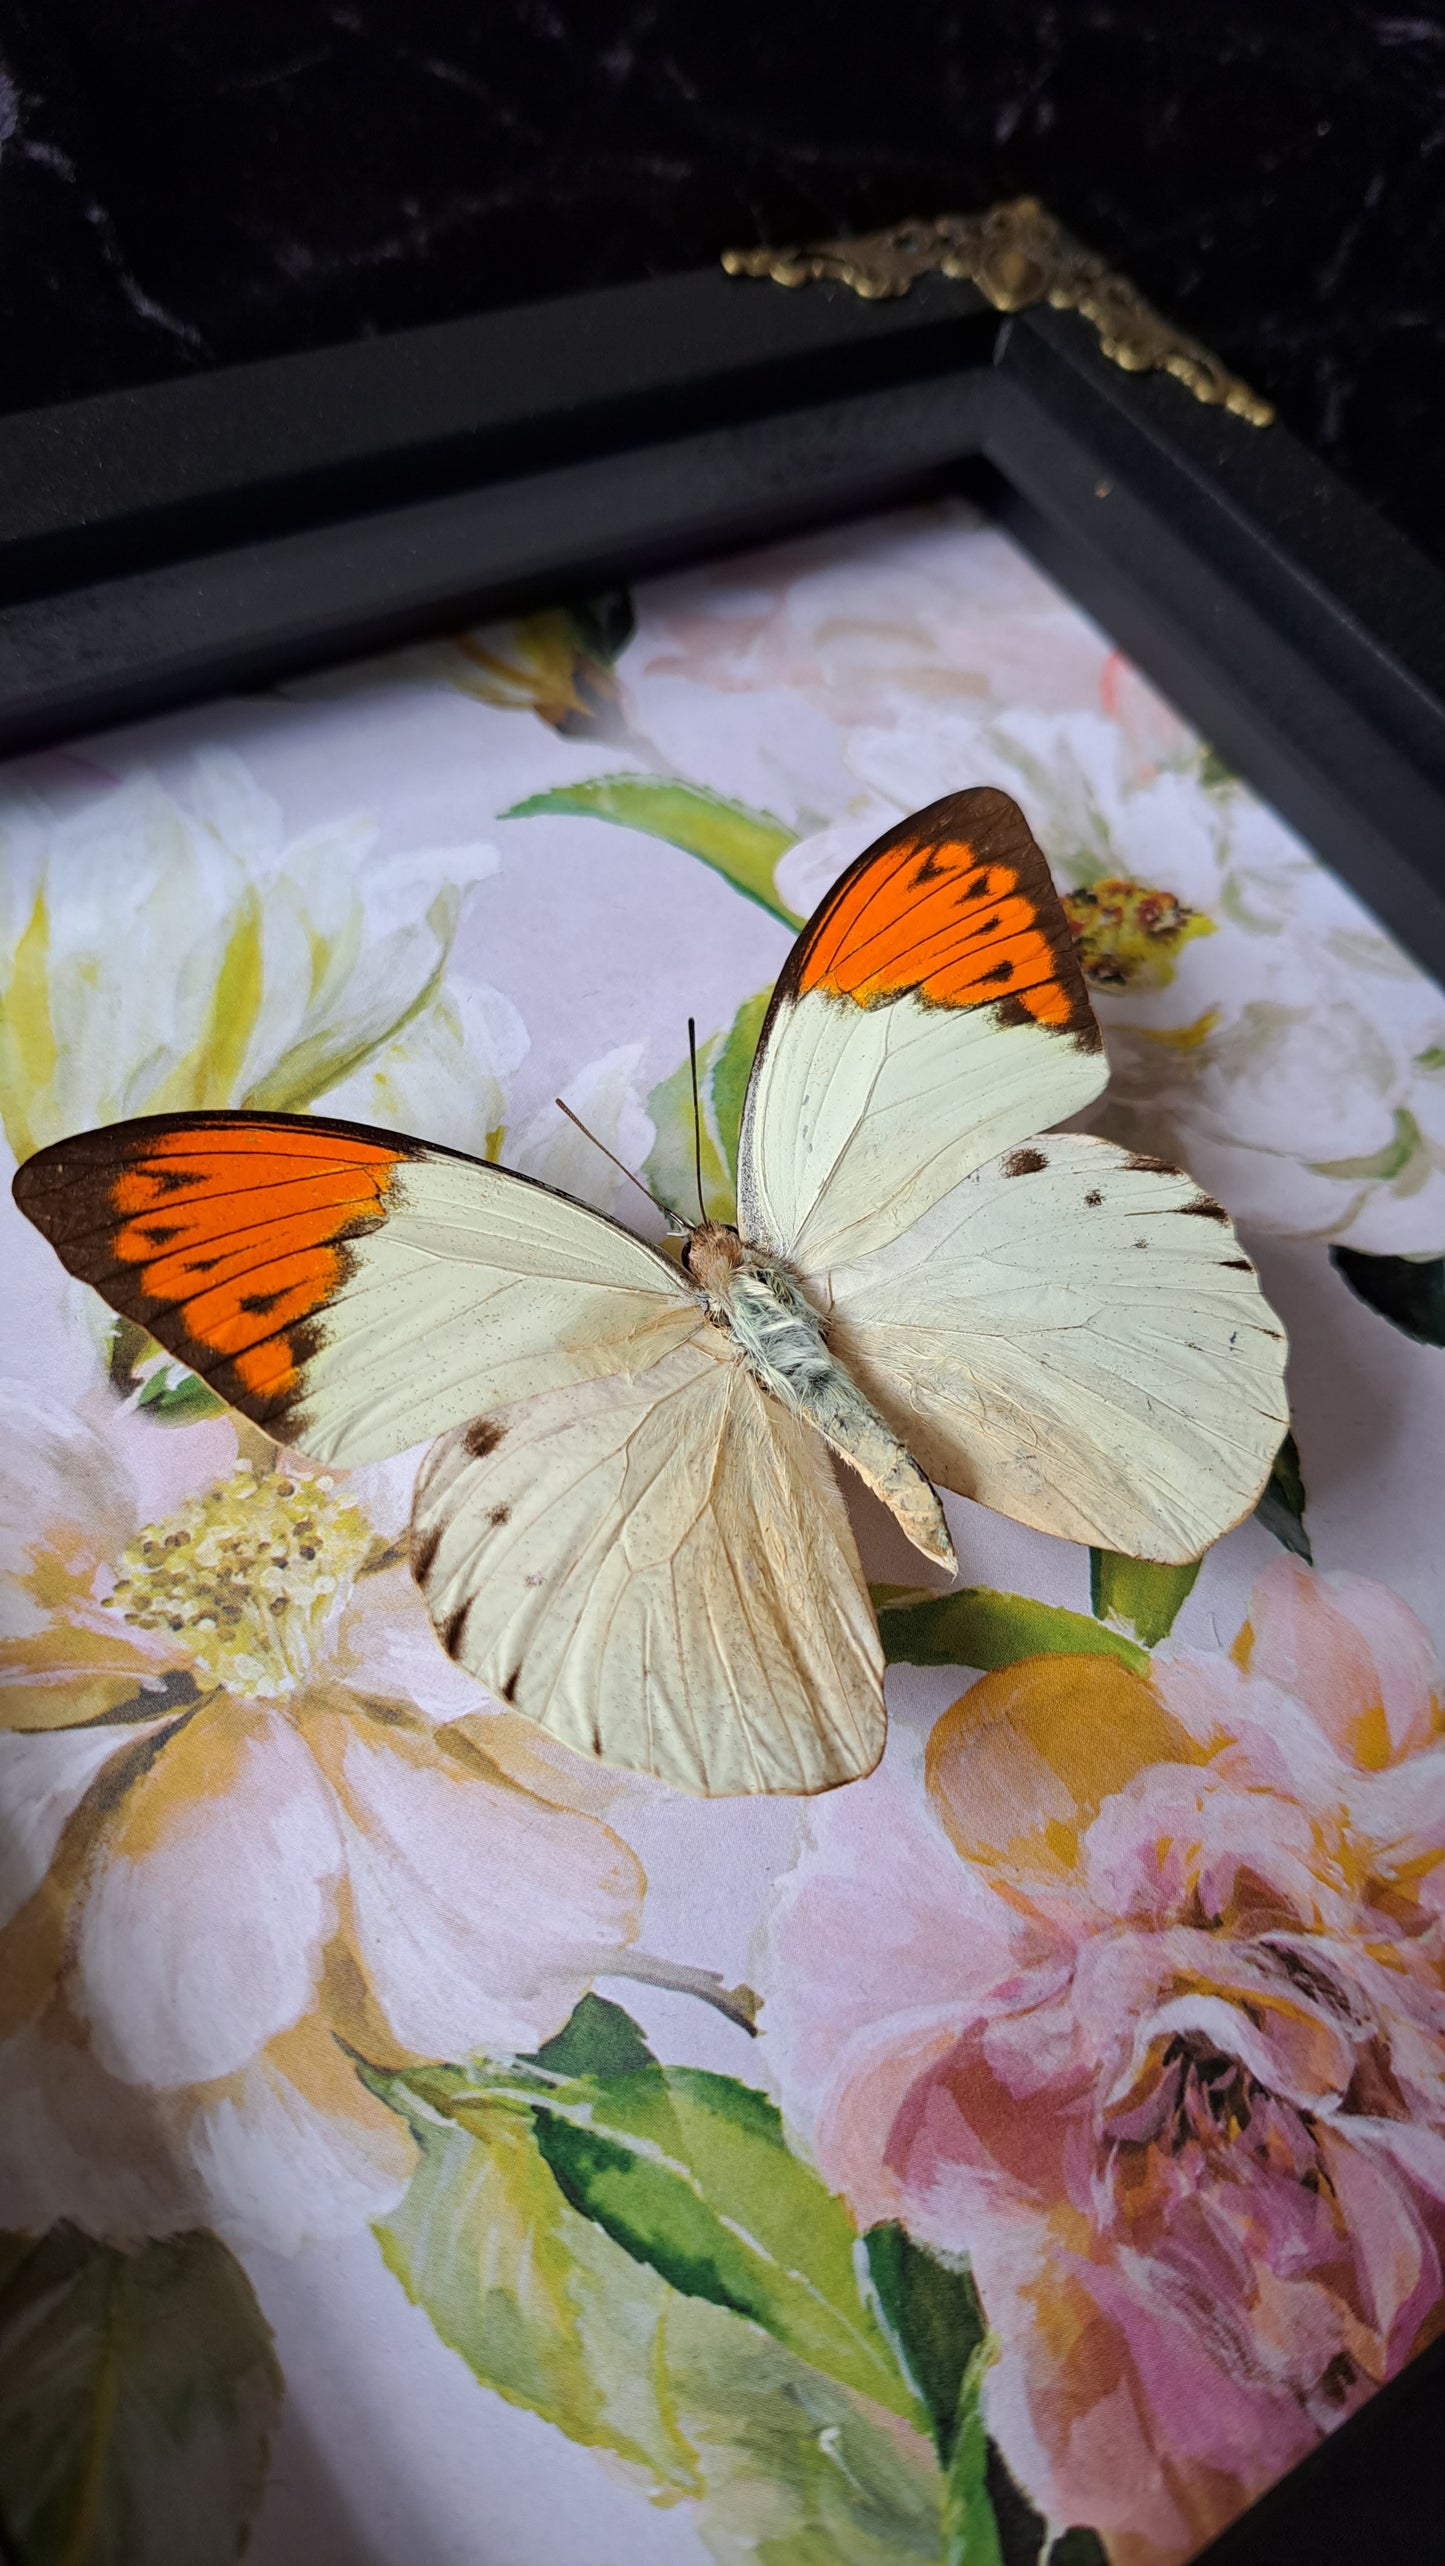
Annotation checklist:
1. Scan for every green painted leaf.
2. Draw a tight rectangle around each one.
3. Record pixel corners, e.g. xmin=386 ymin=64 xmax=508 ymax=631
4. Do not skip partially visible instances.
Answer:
xmin=711 ymin=988 xmax=772 ymax=1176
xmin=105 ymin=1319 xmax=226 ymax=1424
xmin=873 ymin=1586 xmax=1148 ymax=1678
xmin=503 ymin=775 xmax=802 ymax=923
xmin=536 ymin=2072 xmax=916 ymax=2423
xmin=864 ymin=2227 xmax=985 ymax=2464
xmin=664 ymin=2293 xmax=943 ymax=2566
xmin=1330 ymin=1245 xmax=1445 ymax=1347
xmin=645 ymin=987 xmax=772 ymax=1223
xmin=1253 ymin=1429 xmax=1312 ymax=1562
xmin=941 ymin=2346 xmax=1004 ymax=2566
xmin=1089 ymin=1551 xmax=1201 ymax=1647
xmin=402 ymin=2062 xmax=919 ymax=2425
xmin=529 ymin=1991 xmax=657 ymax=2078
xmin=134 ymin=1363 xmax=230 ymax=1426
xmin=864 ymin=2242 xmax=1056 ymax=2566
xmin=985 ymin=2441 xmax=1053 ymax=2566
xmin=0 ymin=2225 xmax=280 ymax=2566
xmin=377 ymin=2103 xmax=700 ymax=2491
xmin=378 ymin=2092 xmax=943 ymax=2565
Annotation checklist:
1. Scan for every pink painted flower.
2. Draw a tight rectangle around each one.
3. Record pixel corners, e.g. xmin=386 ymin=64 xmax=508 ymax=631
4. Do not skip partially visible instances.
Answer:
xmin=0 ymin=1385 xmax=645 ymax=2255
xmin=762 ymin=1560 xmax=1445 ymax=2564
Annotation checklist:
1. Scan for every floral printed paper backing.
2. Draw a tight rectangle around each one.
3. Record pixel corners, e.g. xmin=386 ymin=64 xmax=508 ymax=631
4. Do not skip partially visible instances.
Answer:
xmin=1 ymin=500 xmax=1442 ymax=2566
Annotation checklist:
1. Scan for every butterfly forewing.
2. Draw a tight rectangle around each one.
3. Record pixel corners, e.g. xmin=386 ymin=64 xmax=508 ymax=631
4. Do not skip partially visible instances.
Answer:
xmin=737 ymin=788 xmax=1108 ymax=1272
xmin=13 ymin=1111 xmax=702 ymax=1464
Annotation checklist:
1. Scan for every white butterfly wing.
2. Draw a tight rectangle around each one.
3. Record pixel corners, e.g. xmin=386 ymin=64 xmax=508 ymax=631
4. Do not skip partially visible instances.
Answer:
xmin=411 ymin=1337 xmax=885 ymax=1796
xmin=824 ymin=1134 xmax=1289 ymax=1562
xmin=14 ymin=1112 xmax=703 ymax=1465
xmin=737 ymin=789 xmax=1108 ymax=1272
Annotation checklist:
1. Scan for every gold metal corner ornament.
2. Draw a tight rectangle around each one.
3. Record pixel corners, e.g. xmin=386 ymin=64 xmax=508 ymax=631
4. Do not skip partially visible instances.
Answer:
xmin=722 ymin=196 xmax=1274 ymax=429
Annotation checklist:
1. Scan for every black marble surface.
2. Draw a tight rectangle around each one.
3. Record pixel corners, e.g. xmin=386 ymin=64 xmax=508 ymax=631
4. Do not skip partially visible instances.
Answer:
xmin=1 ymin=1 xmax=1443 ymax=562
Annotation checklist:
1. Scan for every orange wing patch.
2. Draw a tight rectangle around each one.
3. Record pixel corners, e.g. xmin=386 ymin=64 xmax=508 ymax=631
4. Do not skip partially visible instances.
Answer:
xmin=793 ymin=786 xmax=1098 ymax=1041
xmin=14 ymin=1113 xmax=413 ymax=1427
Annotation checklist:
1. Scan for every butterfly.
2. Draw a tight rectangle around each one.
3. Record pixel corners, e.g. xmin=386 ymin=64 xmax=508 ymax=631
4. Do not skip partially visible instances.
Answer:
xmin=13 ymin=788 xmax=1288 ymax=1797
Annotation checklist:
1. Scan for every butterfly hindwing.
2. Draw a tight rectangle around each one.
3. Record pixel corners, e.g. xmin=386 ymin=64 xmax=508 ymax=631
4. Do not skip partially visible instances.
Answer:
xmin=13 ymin=1111 xmax=702 ymax=1464
xmin=737 ymin=788 xmax=1108 ymax=1272
xmin=411 ymin=1337 xmax=886 ymax=1796
xmin=825 ymin=1132 xmax=1289 ymax=1563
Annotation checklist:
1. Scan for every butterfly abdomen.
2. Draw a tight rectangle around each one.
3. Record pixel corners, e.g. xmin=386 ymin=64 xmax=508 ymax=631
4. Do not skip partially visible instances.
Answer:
xmin=717 ymin=1254 xmax=956 ymax=1574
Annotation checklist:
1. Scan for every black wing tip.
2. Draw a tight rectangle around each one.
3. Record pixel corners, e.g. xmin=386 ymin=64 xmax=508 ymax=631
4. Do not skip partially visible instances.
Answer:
xmin=766 ymin=783 xmax=1099 ymax=1048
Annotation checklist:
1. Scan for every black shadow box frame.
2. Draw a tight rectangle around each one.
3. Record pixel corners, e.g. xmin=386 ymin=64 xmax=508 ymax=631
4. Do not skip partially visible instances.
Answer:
xmin=1 ymin=245 xmax=1442 ymax=2563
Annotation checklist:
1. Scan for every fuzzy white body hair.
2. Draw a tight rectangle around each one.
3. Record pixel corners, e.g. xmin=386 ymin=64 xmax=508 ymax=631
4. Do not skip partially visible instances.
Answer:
xmin=692 ymin=1236 xmax=955 ymax=1572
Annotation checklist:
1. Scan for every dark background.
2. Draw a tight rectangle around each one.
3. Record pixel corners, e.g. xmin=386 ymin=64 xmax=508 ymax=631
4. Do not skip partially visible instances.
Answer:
xmin=1 ymin=1 xmax=1442 ymax=560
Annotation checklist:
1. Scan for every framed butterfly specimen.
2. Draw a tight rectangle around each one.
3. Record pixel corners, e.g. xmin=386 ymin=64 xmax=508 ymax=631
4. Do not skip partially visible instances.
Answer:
xmin=3 ymin=209 xmax=1441 ymax=2566
xmin=13 ymin=787 xmax=1286 ymax=1795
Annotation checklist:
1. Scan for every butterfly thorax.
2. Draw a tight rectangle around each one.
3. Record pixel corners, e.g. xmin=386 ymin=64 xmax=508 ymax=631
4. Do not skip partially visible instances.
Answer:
xmin=685 ymin=1223 xmax=956 ymax=1572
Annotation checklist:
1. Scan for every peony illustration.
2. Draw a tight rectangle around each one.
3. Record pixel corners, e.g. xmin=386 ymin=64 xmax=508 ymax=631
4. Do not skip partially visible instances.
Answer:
xmin=621 ymin=502 xmax=1111 ymax=823
xmin=0 ymin=1383 xmax=645 ymax=2257
xmin=762 ymin=1557 xmax=1445 ymax=2565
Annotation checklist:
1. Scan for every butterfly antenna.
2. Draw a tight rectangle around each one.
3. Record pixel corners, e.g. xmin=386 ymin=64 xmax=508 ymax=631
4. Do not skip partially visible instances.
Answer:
xmin=688 ymin=1016 xmax=707 ymax=1226
xmin=553 ymin=1099 xmax=663 ymax=1215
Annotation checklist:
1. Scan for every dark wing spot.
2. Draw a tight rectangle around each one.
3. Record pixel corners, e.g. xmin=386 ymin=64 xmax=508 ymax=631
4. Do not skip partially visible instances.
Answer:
xmin=501 ymin=1664 xmax=522 ymax=1705
xmin=149 ymin=1163 xmax=208 ymax=1194
xmin=1222 ymin=1258 xmax=1253 ymax=1272
xmin=1179 ymin=1196 xmax=1228 ymax=1222
xmin=957 ymin=870 xmax=993 ymax=903
xmin=1084 ymin=1189 xmax=1104 ymax=1208
xmin=1002 ymin=1146 xmax=1048 ymax=1178
xmin=488 ymin=1503 xmax=511 ymax=1527
xmin=443 ymin=1602 xmax=471 ymax=1660
xmin=141 ymin=1223 xmax=181 ymax=1246
xmin=239 ymin=1288 xmax=285 ymax=1317
xmin=464 ymin=1416 xmax=506 ymax=1458
xmin=911 ymin=849 xmax=948 ymax=885
xmin=979 ymin=960 xmax=1014 ymax=986
xmin=410 ymin=1524 xmax=442 ymax=1586
xmin=1124 ymin=1151 xmax=1178 ymax=1177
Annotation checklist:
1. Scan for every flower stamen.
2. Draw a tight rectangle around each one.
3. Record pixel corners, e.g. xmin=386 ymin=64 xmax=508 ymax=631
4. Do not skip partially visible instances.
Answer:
xmin=105 ymin=1464 xmax=372 ymax=1698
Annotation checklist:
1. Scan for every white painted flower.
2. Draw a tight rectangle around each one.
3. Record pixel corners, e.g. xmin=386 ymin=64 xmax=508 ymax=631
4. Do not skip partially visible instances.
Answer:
xmin=0 ymin=1385 xmax=644 ymax=2255
xmin=509 ymin=1042 xmax=657 ymax=1222
xmin=0 ymin=749 xmax=526 ymax=1164
xmin=319 ymin=979 xmax=528 ymax=1159
xmin=840 ymin=706 xmax=1445 ymax=1252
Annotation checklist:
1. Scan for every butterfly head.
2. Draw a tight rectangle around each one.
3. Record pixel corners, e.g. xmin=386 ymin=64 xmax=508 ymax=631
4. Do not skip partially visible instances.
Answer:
xmin=681 ymin=1221 xmax=746 ymax=1298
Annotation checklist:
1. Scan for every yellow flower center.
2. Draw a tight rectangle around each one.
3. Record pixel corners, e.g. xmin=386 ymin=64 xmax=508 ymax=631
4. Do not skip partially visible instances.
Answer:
xmin=105 ymin=1464 xmax=373 ymax=1699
